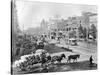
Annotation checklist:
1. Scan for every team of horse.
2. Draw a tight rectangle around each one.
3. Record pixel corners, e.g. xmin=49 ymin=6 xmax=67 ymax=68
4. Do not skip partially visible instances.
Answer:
xmin=17 ymin=52 xmax=80 ymax=71
xmin=28 ymin=53 xmax=80 ymax=65
xmin=50 ymin=54 xmax=80 ymax=63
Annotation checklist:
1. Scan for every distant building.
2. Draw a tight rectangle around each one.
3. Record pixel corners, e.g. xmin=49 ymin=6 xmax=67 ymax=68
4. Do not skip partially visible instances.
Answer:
xmin=47 ymin=16 xmax=82 ymax=39
xmin=81 ymin=12 xmax=97 ymax=28
xmin=89 ymin=13 xmax=97 ymax=27
xmin=81 ymin=12 xmax=90 ymax=28
xmin=80 ymin=12 xmax=97 ymax=39
xmin=40 ymin=19 xmax=48 ymax=33
xmin=46 ymin=12 xmax=97 ymax=39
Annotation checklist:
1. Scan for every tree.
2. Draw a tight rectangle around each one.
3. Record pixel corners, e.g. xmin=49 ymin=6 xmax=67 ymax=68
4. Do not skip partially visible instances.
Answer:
xmin=69 ymin=31 xmax=76 ymax=38
xmin=91 ymin=24 xmax=97 ymax=41
xmin=78 ymin=25 xmax=83 ymax=38
xmin=83 ymin=28 xmax=87 ymax=40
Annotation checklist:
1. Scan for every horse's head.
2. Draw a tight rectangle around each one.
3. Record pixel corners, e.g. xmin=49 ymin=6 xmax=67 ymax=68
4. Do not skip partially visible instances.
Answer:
xmin=77 ymin=54 xmax=80 ymax=58
xmin=61 ymin=54 xmax=66 ymax=58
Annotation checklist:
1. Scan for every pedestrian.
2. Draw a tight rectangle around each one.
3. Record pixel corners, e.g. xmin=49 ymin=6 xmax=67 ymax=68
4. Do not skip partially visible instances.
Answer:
xmin=89 ymin=55 xmax=93 ymax=65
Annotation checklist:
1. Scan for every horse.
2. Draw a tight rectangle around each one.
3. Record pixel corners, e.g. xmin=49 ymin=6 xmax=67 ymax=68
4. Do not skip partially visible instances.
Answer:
xmin=57 ymin=54 xmax=66 ymax=62
xmin=61 ymin=53 xmax=66 ymax=59
xmin=51 ymin=53 xmax=66 ymax=63
xmin=67 ymin=54 xmax=80 ymax=63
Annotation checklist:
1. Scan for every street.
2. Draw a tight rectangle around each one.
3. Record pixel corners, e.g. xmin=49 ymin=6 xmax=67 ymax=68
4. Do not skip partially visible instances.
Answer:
xmin=54 ymin=39 xmax=97 ymax=63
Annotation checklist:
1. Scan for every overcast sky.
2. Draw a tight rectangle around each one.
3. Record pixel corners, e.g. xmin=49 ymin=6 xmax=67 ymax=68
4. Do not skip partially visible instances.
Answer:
xmin=16 ymin=0 xmax=97 ymax=30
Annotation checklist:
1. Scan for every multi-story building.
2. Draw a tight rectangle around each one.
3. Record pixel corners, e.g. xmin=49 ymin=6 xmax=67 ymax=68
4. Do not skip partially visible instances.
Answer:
xmin=81 ymin=12 xmax=97 ymax=39
xmin=89 ymin=13 xmax=97 ymax=27
xmin=47 ymin=16 xmax=82 ymax=39
xmin=81 ymin=12 xmax=97 ymax=28
xmin=40 ymin=19 xmax=48 ymax=33
xmin=46 ymin=12 xmax=97 ymax=39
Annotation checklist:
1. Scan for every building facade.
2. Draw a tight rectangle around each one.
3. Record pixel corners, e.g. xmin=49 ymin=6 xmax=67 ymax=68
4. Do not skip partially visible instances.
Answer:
xmin=41 ymin=12 xmax=97 ymax=39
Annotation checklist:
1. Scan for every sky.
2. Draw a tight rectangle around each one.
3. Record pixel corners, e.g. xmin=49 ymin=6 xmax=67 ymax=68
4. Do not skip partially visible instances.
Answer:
xmin=16 ymin=0 xmax=97 ymax=30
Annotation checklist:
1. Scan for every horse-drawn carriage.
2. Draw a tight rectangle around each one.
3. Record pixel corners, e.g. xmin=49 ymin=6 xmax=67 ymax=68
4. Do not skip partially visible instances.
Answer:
xmin=69 ymin=38 xmax=78 ymax=46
